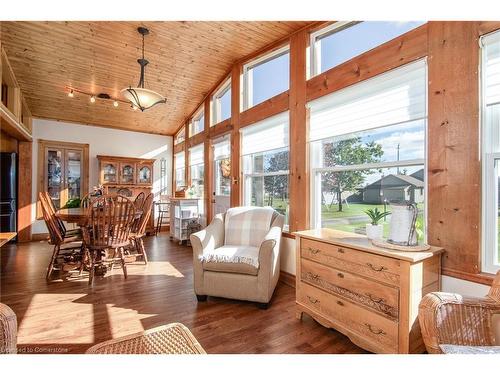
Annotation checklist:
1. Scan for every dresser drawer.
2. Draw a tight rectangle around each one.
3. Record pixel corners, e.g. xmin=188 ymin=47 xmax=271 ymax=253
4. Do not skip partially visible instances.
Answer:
xmin=298 ymin=282 xmax=398 ymax=352
xmin=301 ymin=258 xmax=399 ymax=320
xmin=301 ymin=238 xmax=401 ymax=286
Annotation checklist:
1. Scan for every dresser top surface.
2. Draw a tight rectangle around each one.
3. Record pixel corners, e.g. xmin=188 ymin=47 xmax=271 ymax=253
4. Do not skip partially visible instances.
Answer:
xmin=294 ymin=228 xmax=444 ymax=262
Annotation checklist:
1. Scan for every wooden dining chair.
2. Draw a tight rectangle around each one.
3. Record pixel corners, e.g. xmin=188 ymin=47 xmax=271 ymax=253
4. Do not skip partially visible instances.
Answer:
xmin=129 ymin=193 xmax=154 ymax=264
xmin=39 ymin=192 xmax=84 ymax=280
xmin=80 ymin=192 xmax=95 ymax=209
xmin=41 ymin=191 xmax=81 ymax=239
xmin=84 ymin=195 xmax=136 ymax=285
xmin=134 ymin=192 xmax=145 ymax=210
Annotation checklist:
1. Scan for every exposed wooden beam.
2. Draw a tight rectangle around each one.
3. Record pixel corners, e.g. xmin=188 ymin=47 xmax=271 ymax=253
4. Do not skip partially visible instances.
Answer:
xmin=230 ymin=64 xmax=242 ymax=207
xmin=289 ymin=30 xmax=309 ymax=232
xmin=17 ymin=141 xmax=32 ymax=242
xmin=427 ymin=21 xmax=481 ymax=276
xmin=239 ymin=91 xmax=289 ymax=128
xmin=203 ymin=98 xmax=212 ymax=221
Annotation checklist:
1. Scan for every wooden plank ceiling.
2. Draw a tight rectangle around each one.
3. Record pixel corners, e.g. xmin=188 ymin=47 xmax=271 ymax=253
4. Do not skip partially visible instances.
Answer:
xmin=0 ymin=21 xmax=310 ymax=135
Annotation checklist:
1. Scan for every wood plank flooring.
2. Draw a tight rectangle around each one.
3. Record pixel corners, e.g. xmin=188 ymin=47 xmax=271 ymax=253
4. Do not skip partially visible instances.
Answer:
xmin=0 ymin=234 xmax=367 ymax=354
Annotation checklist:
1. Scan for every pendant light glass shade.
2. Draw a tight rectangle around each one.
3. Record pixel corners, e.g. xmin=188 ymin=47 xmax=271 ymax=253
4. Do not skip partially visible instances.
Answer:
xmin=121 ymin=27 xmax=166 ymax=112
xmin=121 ymin=87 xmax=166 ymax=111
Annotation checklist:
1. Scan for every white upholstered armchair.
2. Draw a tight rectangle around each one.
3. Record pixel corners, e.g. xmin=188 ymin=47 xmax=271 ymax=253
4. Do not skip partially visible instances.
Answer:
xmin=190 ymin=207 xmax=284 ymax=308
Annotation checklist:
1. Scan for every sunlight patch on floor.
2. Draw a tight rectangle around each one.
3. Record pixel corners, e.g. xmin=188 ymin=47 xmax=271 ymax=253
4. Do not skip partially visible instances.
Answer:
xmin=125 ymin=261 xmax=184 ymax=277
xmin=105 ymin=304 xmax=156 ymax=338
xmin=17 ymin=293 xmax=94 ymax=344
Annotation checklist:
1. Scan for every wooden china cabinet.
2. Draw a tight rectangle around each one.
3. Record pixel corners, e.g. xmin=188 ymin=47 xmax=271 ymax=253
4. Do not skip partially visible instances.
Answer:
xmin=97 ymin=155 xmax=155 ymax=232
xmin=37 ymin=139 xmax=89 ymax=217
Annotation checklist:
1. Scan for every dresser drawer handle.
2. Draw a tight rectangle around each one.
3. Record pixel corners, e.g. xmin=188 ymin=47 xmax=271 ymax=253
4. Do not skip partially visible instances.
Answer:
xmin=307 ymin=296 xmax=320 ymax=304
xmin=336 ymin=300 xmax=344 ymax=307
xmin=337 ymin=248 xmax=345 ymax=254
xmin=365 ymin=323 xmax=386 ymax=335
xmin=337 ymin=272 xmax=344 ymax=279
xmin=308 ymin=247 xmax=321 ymax=254
xmin=366 ymin=293 xmax=385 ymax=304
xmin=366 ymin=263 xmax=388 ymax=272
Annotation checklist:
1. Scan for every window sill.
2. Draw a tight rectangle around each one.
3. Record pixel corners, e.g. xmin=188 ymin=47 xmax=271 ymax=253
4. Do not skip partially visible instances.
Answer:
xmin=282 ymin=231 xmax=295 ymax=239
xmin=442 ymin=268 xmax=495 ymax=286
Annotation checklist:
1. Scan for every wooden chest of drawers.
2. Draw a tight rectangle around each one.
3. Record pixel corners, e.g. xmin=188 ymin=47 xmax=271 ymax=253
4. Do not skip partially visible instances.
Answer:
xmin=294 ymin=229 xmax=444 ymax=354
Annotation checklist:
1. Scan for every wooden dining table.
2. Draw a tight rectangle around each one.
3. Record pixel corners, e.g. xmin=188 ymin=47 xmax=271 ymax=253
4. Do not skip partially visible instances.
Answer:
xmin=0 ymin=232 xmax=17 ymax=247
xmin=57 ymin=207 xmax=143 ymax=226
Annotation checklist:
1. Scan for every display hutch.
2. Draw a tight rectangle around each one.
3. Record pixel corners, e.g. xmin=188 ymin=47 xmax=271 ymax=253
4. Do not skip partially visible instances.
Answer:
xmin=97 ymin=155 xmax=155 ymax=232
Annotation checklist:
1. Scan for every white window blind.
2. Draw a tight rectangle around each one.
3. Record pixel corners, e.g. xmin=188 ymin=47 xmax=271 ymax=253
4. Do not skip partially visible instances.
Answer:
xmin=213 ymin=136 xmax=230 ymax=160
xmin=175 ymin=151 xmax=185 ymax=168
xmin=483 ymin=31 xmax=500 ymax=106
xmin=308 ymin=59 xmax=427 ymax=142
xmin=189 ymin=144 xmax=204 ymax=166
xmin=240 ymin=111 xmax=289 ymax=155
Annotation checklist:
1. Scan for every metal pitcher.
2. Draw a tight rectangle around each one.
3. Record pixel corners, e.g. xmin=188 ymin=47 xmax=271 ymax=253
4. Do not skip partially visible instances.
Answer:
xmin=387 ymin=201 xmax=418 ymax=246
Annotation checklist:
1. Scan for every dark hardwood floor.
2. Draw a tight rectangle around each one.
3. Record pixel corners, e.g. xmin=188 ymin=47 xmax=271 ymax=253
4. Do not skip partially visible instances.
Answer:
xmin=0 ymin=234 xmax=367 ymax=354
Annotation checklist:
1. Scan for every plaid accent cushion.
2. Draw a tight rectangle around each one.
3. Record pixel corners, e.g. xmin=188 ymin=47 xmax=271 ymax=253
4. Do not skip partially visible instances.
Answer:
xmin=224 ymin=207 xmax=274 ymax=247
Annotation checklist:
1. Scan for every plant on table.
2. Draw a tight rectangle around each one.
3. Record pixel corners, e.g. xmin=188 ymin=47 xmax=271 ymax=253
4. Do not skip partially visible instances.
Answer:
xmin=364 ymin=208 xmax=390 ymax=240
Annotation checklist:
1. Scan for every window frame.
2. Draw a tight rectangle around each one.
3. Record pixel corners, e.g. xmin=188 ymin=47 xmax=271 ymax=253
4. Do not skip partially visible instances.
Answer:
xmin=242 ymin=147 xmax=290 ymax=230
xmin=480 ymin=30 xmax=500 ymax=274
xmin=189 ymin=107 xmax=205 ymax=137
xmin=309 ymin=21 xmax=427 ymax=78
xmin=174 ymin=151 xmax=186 ymax=190
xmin=211 ymin=77 xmax=231 ymax=126
xmin=188 ymin=144 xmax=205 ymax=197
xmin=174 ymin=127 xmax=185 ymax=145
xmin=242 ymin=44 xmax=290 ymax=110
xmin=310 ymin=21 xmax=357 ymax=77
xmin=308 ymin=63 xmax=429 ymax=239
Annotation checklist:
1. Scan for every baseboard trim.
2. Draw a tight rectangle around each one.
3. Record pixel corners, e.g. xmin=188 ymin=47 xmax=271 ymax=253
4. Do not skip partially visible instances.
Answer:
xmin=280 ymin=271 xmax=296 ymax=288
xmin=31 ymin=233 xmax=49 ymax=242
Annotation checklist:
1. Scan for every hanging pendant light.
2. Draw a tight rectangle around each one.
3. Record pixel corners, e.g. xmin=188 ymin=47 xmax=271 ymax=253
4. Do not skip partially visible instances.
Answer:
xmin=121 ymin=27 xmax=166 ymax=111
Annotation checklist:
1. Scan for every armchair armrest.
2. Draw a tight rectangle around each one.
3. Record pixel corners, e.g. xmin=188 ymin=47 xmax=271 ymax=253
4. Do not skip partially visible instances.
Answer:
xmin=190 ymin=214 xmax=225 ymax=259
xmin=419 ymin=292 xmax=500 ymax=353
xmin=257 ymin=214 xmax=285 ymax=301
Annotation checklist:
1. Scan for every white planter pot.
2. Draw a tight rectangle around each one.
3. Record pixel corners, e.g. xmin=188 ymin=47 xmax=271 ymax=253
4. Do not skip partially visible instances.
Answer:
xmin=366 ymin=224 xmax=383 ymax=240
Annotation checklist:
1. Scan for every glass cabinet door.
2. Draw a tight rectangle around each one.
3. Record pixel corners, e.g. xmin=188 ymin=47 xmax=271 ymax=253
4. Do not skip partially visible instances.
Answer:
xmin=102 ymin=162 xmax=118 ymax=183
xmin=65 ymin=150 xmax=83 ymax=201
xmin=46 ymin=148 xmax=63 ymax=209
xmin=120 ymin=163 xmax=135 ymax=184
xmin=138 ymin=165 xmax=152 ymax=184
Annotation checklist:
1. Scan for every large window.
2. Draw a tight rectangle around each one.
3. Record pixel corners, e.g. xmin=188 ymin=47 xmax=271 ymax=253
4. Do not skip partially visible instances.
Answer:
xmin=174 ymin=128 xmax=185 ymax=145
xmin=189 ymin=144 xmax=204 ymax=198
xmin=241 ymin=112 xmax=289 ymax=226
xmin=309 ymin=60 xmax=427 ymax=241
xmin=189 ymin=108 xmax=205 ymax=137
xmin=310 ymin=21 xmax=426 ymax=77
xmin=213 ymin=137 xmax=231 ymax=197
xmin=243 ymin=46 xmax=290 ymax=109
xmin=481 ymin=30 xmax=500 ymax=274
xmin=211 ymin=78 xmax=231 ymax=125
xmin=174 ymin=151 xmax=185 ymax=190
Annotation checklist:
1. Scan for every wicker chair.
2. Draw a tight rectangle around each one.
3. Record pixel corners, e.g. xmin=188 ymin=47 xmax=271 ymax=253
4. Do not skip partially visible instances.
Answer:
xmin=39 ymin=192 xmax=84 ymax=280
xmin=0 ymin=303 xmax=17 ymax=354
xmin=128 ymin=193 xmax=153 ymax=264
xmin=418 ymin=270 xmax=500 ymax=353
xmin=83 ymin=195 xmax=136 ymax=285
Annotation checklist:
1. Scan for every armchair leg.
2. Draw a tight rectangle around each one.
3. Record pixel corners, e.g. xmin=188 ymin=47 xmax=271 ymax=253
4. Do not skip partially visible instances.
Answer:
xmin=257 ymin=302 xmax=269 ymax=310
xmin=196 ymin=294 xmax=208 ymax=302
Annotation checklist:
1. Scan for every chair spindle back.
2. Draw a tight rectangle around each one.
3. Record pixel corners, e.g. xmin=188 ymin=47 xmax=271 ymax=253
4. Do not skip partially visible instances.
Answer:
xmin=87 ymin=195 xmax=136 ymax=248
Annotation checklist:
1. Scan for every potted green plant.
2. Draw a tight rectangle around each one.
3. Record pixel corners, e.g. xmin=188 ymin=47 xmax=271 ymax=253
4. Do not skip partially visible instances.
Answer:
xmin=364 ymin=208 xmax=390 ymax=240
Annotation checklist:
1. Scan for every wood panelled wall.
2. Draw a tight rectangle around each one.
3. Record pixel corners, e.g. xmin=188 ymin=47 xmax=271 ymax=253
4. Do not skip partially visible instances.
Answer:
xmin=175 ymin=21 xmax=500 ymax=285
